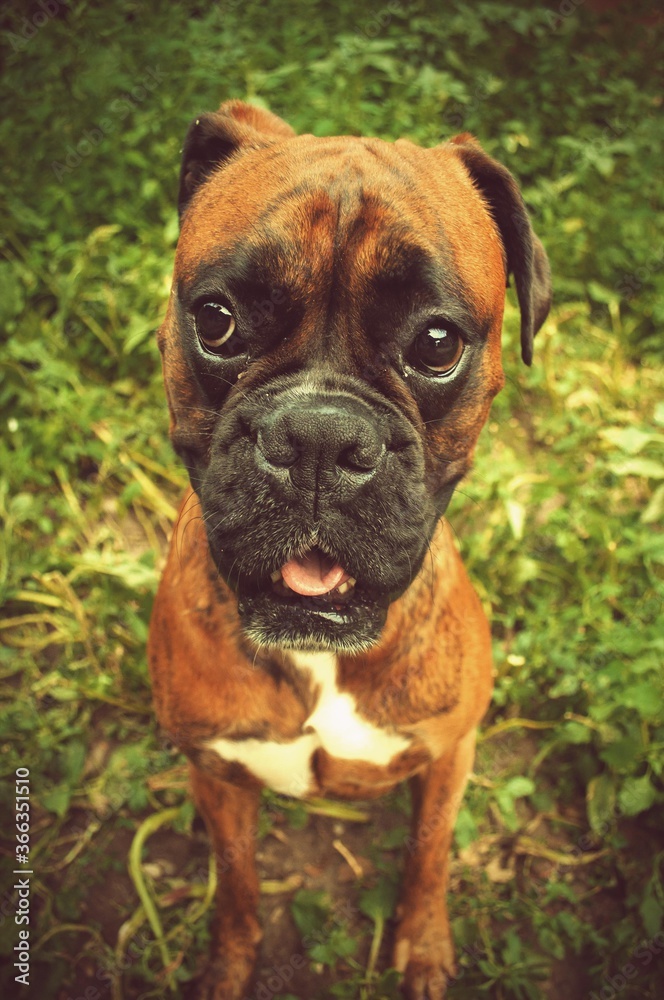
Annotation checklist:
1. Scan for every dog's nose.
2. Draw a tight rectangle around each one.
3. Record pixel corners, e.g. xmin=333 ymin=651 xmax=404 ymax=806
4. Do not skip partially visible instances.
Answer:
xmin=256 ymin=395 xmax=386 ymax=494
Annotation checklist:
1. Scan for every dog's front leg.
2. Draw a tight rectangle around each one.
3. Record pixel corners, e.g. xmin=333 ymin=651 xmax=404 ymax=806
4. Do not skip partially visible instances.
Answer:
xmin=394 ymin=729 xmax=476 ymax=1000
xmin=189 ymin=763 xmax=262 ymax=1000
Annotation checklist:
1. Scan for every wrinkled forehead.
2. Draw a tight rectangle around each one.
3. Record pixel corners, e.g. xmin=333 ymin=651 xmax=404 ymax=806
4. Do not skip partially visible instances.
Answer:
xmin=175 ymin=135 xmax=506 ymax=317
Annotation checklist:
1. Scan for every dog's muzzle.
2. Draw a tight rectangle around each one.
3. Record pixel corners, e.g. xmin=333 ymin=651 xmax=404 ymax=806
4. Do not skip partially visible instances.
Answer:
xmin=198 ymin=382 xmax=433 ymax=652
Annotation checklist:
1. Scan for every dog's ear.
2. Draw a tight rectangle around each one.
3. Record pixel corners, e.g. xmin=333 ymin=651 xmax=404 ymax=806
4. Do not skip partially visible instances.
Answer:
xmin=449 ymin=134 xmax=552 ymax=366
xmin=178 ymin=100 xmax=295 ymax=219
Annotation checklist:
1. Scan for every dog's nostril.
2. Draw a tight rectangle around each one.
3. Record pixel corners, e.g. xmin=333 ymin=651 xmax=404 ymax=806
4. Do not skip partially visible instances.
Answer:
xmin=337 ymin=441 xmax=385 ymax=473
xmin=238 ymin=416 xmax=258 ymax=444
xmin=256 ymin=427 xmax=299 ymax=468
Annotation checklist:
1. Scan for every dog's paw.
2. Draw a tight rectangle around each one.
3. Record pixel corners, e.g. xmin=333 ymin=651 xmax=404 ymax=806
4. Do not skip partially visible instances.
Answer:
xmin=393 ymin=915 xmax=455 ymax=1000
xmin=186 ymin=948 xmax=257 ymax=1000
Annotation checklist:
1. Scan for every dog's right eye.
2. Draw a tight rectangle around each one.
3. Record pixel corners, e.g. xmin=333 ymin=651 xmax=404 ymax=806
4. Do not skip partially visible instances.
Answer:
xmin=409 ymin=323 xmax=465 ymax=377
xmin=195 ymin=302 xmax=242 ymax=356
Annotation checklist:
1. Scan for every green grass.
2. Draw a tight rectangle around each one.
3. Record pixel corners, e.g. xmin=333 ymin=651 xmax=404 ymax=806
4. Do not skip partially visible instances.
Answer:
xmin=1 ymin=1 xmax=663 ymax=997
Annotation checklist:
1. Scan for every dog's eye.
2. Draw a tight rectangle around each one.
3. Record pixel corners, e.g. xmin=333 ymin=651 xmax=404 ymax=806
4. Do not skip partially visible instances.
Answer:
xmin=195 ymin=302 xmax=241 ymax=356
xmin=411 ymin=324 xmax=464 ymax=376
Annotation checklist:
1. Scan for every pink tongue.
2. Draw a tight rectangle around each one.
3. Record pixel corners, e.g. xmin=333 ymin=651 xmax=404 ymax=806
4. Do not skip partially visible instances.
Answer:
xmin=280 ymin=549 xmax=349 ymax=597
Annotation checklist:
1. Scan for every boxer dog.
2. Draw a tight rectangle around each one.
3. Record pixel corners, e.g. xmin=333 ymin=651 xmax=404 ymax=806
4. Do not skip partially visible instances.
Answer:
xmin=148 ymin=100 xmax=551 ymax=999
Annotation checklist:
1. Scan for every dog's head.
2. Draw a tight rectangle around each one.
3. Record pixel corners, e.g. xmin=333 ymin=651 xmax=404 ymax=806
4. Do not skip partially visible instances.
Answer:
xmin=158 ymin=100 xmax=551 ymax=652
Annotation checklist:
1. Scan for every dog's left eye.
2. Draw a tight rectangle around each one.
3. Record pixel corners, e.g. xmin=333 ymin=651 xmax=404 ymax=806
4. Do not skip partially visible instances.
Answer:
xmin=411 ymin=324 xmax=464 ymax=376
xmin=195 ymin=302 xmax=242 ymax=356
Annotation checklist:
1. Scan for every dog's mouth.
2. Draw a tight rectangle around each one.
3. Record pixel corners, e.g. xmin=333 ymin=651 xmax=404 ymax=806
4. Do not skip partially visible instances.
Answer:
xmin=270 ymin=547 xmax=357 ymax=604
xmin=235 ymin=545 xmax=388 ymax=652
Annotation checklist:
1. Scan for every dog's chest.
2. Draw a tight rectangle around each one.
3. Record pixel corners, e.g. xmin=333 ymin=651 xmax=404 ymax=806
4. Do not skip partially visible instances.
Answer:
xmin=206 ymin=651 xmax=410 ymax=797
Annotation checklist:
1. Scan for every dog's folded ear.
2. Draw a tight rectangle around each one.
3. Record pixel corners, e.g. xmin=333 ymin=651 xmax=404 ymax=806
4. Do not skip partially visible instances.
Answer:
xmin=178 ymin=100 xmax=295 ymax=219
xmin=449 ymin=134 xmax=552 ymax=366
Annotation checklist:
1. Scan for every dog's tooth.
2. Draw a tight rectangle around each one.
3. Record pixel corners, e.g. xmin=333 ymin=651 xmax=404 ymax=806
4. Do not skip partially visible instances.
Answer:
xmin=270 ymin=570 xmax=282 ymax=583
xmin=336 ymin=581 xmax=350 ymax=595
xmin=347 ymin=577 xmax=357 ymax=588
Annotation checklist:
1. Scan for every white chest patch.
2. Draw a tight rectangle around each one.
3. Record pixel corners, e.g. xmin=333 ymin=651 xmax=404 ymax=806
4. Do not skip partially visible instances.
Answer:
xmin=206 ymin=651 xmax=410 ymax=797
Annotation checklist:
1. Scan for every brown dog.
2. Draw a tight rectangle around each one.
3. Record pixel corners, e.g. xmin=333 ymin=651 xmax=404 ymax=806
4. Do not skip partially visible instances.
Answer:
xmin=148 ymin=100 xmax=551 ymax=999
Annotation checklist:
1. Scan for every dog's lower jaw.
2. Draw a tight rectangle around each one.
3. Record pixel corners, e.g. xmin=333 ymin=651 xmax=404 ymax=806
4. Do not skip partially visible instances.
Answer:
xmin=237 ymin=583 xmax=394 ymax=654
xmin=241 ymin=618 xmax=385 ymax=655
